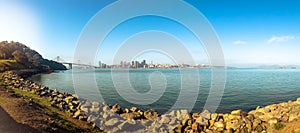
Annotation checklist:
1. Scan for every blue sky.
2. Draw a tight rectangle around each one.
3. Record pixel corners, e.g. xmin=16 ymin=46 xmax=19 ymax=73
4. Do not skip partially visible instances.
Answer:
xmin=0 ymin=0 xmax=299 ymax=66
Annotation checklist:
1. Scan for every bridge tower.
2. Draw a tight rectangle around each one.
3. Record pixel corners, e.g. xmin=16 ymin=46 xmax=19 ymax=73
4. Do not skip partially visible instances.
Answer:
xmin=53 ymin=56 xmax=72 ymax=69
xmin=67 ymin=63 xmax=72 ymax=69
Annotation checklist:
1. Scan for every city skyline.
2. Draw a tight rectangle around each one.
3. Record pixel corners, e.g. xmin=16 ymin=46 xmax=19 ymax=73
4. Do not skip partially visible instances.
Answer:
xmin=97 ymin=59 xmax=211 ymax=68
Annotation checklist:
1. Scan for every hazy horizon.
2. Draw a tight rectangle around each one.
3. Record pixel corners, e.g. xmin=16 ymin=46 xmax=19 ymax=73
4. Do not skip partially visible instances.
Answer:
xmin=0 ymin=0 xmax=299 ymax=66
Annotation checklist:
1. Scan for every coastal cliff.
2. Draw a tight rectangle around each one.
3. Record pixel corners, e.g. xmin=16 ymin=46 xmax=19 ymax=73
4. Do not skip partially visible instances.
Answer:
xmin=1 ymin=71 xmax=300 ymax=133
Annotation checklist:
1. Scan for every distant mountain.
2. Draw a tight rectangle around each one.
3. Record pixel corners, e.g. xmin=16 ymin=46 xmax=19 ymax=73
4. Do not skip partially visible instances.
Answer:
xmin=257 ymin=64 xmax=299 ymax=69
xmin=0 ymin=41 xmax=67 ymax=72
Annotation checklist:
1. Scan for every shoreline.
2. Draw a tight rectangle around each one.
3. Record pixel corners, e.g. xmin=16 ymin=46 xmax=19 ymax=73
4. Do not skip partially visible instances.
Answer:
xmin=1 ymin=70 xmax=300 ymax=132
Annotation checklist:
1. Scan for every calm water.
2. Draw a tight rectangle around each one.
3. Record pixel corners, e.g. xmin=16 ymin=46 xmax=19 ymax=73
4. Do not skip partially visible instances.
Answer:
xmin=30 ymin=68 xmax=300 ymax=113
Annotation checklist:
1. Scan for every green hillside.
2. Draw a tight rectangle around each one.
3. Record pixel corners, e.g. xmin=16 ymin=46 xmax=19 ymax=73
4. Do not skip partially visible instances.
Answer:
xmin=0 ymin=41 xmax=67 ymax=72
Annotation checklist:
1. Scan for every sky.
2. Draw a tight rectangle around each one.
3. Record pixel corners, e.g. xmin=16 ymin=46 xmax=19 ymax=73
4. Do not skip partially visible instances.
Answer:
xmin=0 ymin=0 xmax=299 ymax=67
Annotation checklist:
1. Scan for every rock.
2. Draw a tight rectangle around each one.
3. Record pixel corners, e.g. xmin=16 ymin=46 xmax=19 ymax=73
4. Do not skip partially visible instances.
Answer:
xmin=195 ymin=116 xmax=206 ymax=126
xmin=281 ymin=114 xmax=289 ymax=122
xmin=90 ymin=107 xmax=100 ymax=114
xmin=120 ymin=112 xmax=142 ymax=120
xmin=105 ymin=118 xmax=120 ymax=126
xmin=72 ymin=100 xmax=79 ymax=106
xmin=192 ymin=112 xmax=201 ymax=119
xmin=209 ymin=120 xmax=215 ymax=128
xmin=124 ymin=108 xmax=130 ymax=113
xmin=226 ymin=119 xmax=240 ymax=130
xmin=169 ymin=110 xmax=176 ymax=117
xmin=118 ymin=120 xmax=145 ymax=132
xmin=72 ymin=94 xmax=79 ymax=98
xmin=228 ymin=114 xmax=241 ymax=120
xmin=80 ymin=106 xmax=89 ymax=113
xmin=244 ymin=117 xmax=253 ymax=131
xmin=40 ymin=91 xmax=48 ymax=97
xmin=255 ymin=125 xmax=263 ymax=132
xmin=214 ymin=121 xmax=225 ymax=131
xmin=179 ymin=110 xmax=189 ymax=119
xmin=57 ymin=94 xmax=64 ymax=98
xmin=73 ymin=110 xmax=84 ymax=119
xmin=79 ymin=116 xmax=87 ymax=121
xmin=268 ymin=118 xmax=278 ymax=126
xmin=64 ymin=96 xmax=74 ymax=104
xmin=111 ymin=104 xmax=122 ymax=114
xmin=87 ymin=115 xmax=97 ymax=123
xmin=201 ymin=109 xmax=211 ymax=120
xmin=231 ymin=110 xmax=242 ymax=115
xmin=247 ymin=114 xmax=255 ymax=121
xmin=160 ymin=115 xmax=171 ymax=124
xmin=173 ymin=124 xmax=183 ymax=133
xmin=289 ymin=113 xmax=298 ymax=122
xmin=53 ymin=89 xmax=58 ymax=94
xmin=92 ymin=101 xmax=100 ymax=108
xmin=131 ymin=106 xmax=138 ymax=112
xmin=253 ymin=118 xmax=261 ymax=128
xmin=192 ymin=123 xmax=199 ymax=131
xmin=82 ymin=101 xmax=92 ymax=107
xmin=182 ymin=114 xmax=191 ymax=126
xmin=224 ymin=129 xmax=234 ymax=133
xmin=144 ymin=110 xmax=159 ymax=120
xmin=184 ymin=125 xmax=193 ymax=133
xmin=254 ymin=112 xmax=264 ymax=117
xmin=102 ymin=105 xmax=111 ymax=112
xmin=211 ymin=113 xmax=218 ymax=121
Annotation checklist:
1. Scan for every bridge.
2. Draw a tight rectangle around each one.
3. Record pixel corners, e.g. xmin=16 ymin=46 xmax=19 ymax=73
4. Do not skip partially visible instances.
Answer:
xmin=52 ymin=56 xmax=97 ymax=69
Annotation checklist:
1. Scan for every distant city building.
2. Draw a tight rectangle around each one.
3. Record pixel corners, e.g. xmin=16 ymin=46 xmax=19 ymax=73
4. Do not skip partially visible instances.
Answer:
xmin=97 ymin=59 xmax=211 ymax=69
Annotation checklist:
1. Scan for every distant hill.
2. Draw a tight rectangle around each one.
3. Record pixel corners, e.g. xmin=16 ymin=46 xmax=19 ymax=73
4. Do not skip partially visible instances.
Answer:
xmin=0 ymin=41 xmax=67 ymax=72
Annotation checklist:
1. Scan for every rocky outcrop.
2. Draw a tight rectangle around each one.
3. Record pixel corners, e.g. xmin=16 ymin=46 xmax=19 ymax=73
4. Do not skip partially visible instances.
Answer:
xmin=1 ymin=71 xmax=300 ymax=133
xmin=172 ymin=101 xmax=300 ymax=133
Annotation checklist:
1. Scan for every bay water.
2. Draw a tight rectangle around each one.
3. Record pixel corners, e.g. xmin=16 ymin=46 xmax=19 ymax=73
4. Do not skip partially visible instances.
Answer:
xmin=29 ymin=68 xmax=300 ymax=113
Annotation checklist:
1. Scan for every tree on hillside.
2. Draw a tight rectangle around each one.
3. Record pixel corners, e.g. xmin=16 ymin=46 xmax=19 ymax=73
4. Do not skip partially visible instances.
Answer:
xmin=31 ymin=53 xmax=43 ymax=67
xmin=0 ymin=49 xmax=6 ymax=59
xmin=12 ymin=50 xmax=30 ymax=67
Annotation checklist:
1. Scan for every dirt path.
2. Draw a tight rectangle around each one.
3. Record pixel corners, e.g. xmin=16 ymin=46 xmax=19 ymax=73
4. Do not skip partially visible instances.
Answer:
xmin=0 ymin=106 xmax=39 ymax=133
xmin=0 ymin=85 xmax=71 ymax=133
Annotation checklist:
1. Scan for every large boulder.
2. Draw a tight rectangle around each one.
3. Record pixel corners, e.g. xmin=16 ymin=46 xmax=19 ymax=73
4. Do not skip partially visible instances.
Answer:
xmin=120 ymin=112 xmax=142 ymax=120
xmin=111 ymin=104 xmax=123 ymax=114
xmin=144 ymin=110 xmax=159 ymax=120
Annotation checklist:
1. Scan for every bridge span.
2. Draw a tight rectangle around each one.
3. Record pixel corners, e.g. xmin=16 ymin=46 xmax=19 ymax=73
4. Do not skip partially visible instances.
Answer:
xmin=52 ymin=56 xmax=97 ymax=69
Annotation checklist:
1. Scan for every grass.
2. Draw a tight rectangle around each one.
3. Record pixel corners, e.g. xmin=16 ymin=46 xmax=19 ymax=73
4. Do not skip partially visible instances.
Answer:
xmin=0 ymin=59 xmax=17 ymax=63
xmin=0 ymin=60 xmax=26 ymax=71
xmin=10 ymin=86 xmax=85 ymax=132
xmin=0 ymin=71 xmax=103 ymax=133
xmin=274 ymin=122 xmax=285 ymax=130
xmin=0 ymin=82 xmax=100 ymax=133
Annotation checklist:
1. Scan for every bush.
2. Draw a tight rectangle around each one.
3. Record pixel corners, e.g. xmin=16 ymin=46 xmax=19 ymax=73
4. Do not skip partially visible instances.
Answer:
xmin=274 ymin=122 xmax=284 ymax=130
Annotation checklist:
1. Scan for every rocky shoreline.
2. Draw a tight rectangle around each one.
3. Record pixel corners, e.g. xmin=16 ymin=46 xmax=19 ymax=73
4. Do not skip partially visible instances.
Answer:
xmin=1 ymin=71 xmax=300 ymax=133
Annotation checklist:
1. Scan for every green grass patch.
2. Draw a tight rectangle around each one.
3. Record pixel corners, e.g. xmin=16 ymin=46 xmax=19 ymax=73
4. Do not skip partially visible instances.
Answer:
xmin=0 ymin=96 xmax=6 ymax=102
xmin=0 ymin=60 xmax=26 ymax=71
xmin=274 ymin=122 xmax=285 ymax=130
xmin=2 ymin=83 xmax=85 ymax=132
xmin=0 ymin=60 xmax=17 ymax=63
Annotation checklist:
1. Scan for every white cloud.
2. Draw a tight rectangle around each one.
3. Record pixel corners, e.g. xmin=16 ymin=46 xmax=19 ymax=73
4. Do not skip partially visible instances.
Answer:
xmin=267 ymin=36 xmax=295 ymax=44
xmin=233 ymin=40 xmax=247 ymax=45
